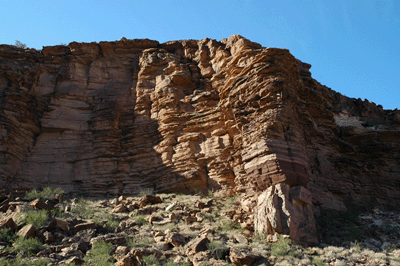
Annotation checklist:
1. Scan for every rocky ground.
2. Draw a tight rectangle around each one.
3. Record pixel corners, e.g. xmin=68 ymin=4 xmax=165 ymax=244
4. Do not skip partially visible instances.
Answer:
xmin=1 ymin=188 xmax=400 ymax=266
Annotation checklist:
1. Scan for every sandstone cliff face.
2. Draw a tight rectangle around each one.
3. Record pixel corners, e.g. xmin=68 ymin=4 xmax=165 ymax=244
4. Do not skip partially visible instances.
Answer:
xmin=1 ymin=35 xmax=399 ymax=212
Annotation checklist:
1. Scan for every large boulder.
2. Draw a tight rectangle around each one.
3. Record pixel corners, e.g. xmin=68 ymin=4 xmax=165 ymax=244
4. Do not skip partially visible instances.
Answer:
xmin=254 ymin=183 xmax=318 ymax=245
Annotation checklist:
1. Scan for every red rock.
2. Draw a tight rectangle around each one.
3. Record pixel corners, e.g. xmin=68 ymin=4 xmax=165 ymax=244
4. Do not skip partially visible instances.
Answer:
xmin=192 ymin=251 xmax=211 ymax=266
xmin=17 ymin=224 xmax=36 ymax=239
xmin=0 ymin=35 xmax=399 ymax=219
xmin=229 ymin=248 xmax=257 ymax=266
xmin=54 ymin=218 xmax=69 ymax=231
xmin=139 ymin=195 xmax=162 ymax=207
xmin=112 ymin=203 xmax=128 ymax=213
xmin=166 ymin=233 xmax=186 ymax=247
xmin=73 ymin=222 xmax=97 ymax=232
xmin=254 ymin=183 xmax=318 ymax=245
xmin=29 ymin=199 xmax=53 ymax=210
xmin=185 ymin=236 xmax=210 ymax=256
xmin=43 ymin=231 xmax=55 ymax=244
xmin=0 ymin=217 xmax=16 ymax=231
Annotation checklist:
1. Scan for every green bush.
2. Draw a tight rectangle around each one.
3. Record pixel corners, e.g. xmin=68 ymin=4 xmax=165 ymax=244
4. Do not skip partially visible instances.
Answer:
xmin=0 ymin=258 xmax=50 ymax=266
xmin=104 ymin=214 xmax=119 ymax=230
xmin=142 ymin=254 xmax=160 ymax=266
xmin=22 ymin=210 xmax=49 ymax=228
xmin=13 ymin=237 xmax=42 ymax=256
xmin=85 ymin=240 xmax=115 ymax=266
xmin=127 ymin=236 xmax=153 ymax=248
xmin=271 ymin=235 xmax=291 ymax=257
xmin=163 ymin=259 xmax=191 ymax=266
xmin=206 ymin=240 xmax=227 ymax=259
xmin=312 ymin=256 xmax=326 ymax=266
xmin=219 ymin=218 xmax=243 ymax=233
xmin=49 ymin=207 xmax=66 ymax=219
xmin=135 ymin=215 xmax=148 ymax=226
xmin=24 ymin=187 xmax=64 ymax=201
xmin=139 ymin=188 xmax=154 ymax=197
xmin=70 ymin=199 xmax=95 ymax=219
xmin=0 ymin=228 xmax=17 ymax=243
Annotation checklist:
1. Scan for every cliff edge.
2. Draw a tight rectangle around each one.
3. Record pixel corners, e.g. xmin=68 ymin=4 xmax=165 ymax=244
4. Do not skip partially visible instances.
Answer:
xmin=1 ymin=35 xmax=399 ymax=216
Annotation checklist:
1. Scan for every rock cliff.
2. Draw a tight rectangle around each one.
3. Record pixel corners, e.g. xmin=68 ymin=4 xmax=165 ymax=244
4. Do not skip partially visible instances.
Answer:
xmin=1 ymin=35 xmax=399 ymax=215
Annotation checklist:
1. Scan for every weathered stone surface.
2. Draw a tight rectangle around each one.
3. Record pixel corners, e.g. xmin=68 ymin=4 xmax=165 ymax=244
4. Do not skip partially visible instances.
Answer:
xmin=17 ymin=224 xmax=36 ymax=239
xmin=186 ymin=236 xmax=210 ymax=256
xmin=112 ymin=203 xmax=128 ymax=213
xmin=0 ymin=35 xmax=400 ymax=215
xmin=73 ymin=222 xmax=97 ymax=233
xmin=139 ymin=195 xmax=162 ymax=207
xmin=29 ymin=199 xmax=53 ymax=210
xmin=0 ymin=217 xmax=16 ymax=231
xmin=166 ymin=232 xmax=186 ymax=247
xmin=229 ymin=247 xmax=257 ymax=266
xmin=254 ymin=183 xmax=318 ymax=245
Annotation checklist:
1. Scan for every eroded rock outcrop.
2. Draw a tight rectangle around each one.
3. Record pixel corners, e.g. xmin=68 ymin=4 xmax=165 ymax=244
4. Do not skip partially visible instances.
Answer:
xmin=1 ymin=35 xmax=399 ymax=216
xmin=254 ymin=183 xmax=317 ymax=245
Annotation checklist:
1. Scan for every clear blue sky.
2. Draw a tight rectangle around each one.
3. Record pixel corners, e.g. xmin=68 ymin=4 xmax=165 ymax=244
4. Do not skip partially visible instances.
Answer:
xmin=1 ymin=0 xmax=399 ymax=109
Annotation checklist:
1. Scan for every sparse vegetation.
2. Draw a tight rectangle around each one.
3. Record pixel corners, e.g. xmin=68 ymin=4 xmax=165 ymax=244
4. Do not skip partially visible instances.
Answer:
xmin=142 ymin=254 xmax=160 ymax=265
xmin=312 ymin=256 xmax=326 ymax=266
xmin=1 ymin=188 xmax=400 ymax=265
xmin=21 ymin=209 xmax=49 ymax=227
xmin=24 ymin=186 xmax=64 ymax=201
xmin=139 ymin=188 xmax=154 ymax=197
xmin=104 ymin=214 xmax=119 ymax=230
xmin=0 ymin=228 xmax=17 ymax=243
xmin=14 ymin=40 xmax=27 ymax=48
xmin=271 ymin=235 xmax=292 ymax=257
xmin=0 ymin=258 xmax=50 ymax=266
xmin=207 ymin=240 xmax=227 ymax=259
xmin=13 ymin=237 xmax=42 ymax=256
xmin=127 ymin=235 xmax=153 ymax=248
xmin=70 ymin=198 xmax=95 ymax=219
xmin=135 ymin=214 xmax=148 ymax=226
xmin=84 ymin=240 xmax=115 ymax=266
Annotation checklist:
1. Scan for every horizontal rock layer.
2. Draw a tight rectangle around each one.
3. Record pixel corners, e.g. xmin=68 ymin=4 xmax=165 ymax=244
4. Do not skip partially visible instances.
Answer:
xmin=1 ymin=35 xmax=399 ymax=211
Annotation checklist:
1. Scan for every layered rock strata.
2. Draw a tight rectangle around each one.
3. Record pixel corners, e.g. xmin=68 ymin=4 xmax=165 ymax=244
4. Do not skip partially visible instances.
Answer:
xmin=255 ymin=183 xmax=317 ymax=245
xmin=0 ymin=35 xmax=399 ymax=215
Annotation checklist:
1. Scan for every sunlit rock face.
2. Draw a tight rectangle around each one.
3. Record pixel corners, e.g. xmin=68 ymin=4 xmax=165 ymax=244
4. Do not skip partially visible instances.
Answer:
xmin=1 ymin=35 xmax=400 ymax=213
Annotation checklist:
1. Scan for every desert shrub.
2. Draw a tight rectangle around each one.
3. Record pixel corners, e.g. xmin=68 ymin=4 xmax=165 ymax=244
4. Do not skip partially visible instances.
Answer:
xmin=14 ymin=40 xmax=27 ymax=48
xmin=271 ymin=235 xmax=291 ymax=257
xmin=24 ymin=186 xmax=64 ymax=201
xmin=225 ymin=194 xmax=239 ymax=206
xmin=164 ymin=259 xmax=190 ymax=266
xmin=139 ymin=188 xmax=154 ymax=197
xmin=207 ymin=240 xmax=228 ymax=259
xmin=0 ymin=258 xmax=50 ymax=266
xmin=142 ymin=254 xmax=160 ymax=266
xmin=0 ymin=228 xmax=17 ymax=244
xmin=13 ymin=237 xmax=42 ymax=256
xmin=253 ymin=232 xmax=269 ymax=243
xmin=135 ymin=215 xmax=148 ymax=226
xmin=49 ymin=207 xmax=66 ymax=219
xmin=312 ymin=256 xmax=326 ymax=266
xmin=104 ymin=214 xmax=119 ymax=230
xmin=351 ymin=240 xmax=363 ymax=252
xmin=219 ymin=218 xmax=243 ymax=233
xmin=70 ymin=199 xmax=95 ymax=219
xmin=127 ymin=235 xmax=153 ymax=248
xmin=203 ymin=213 xmax=215 ymax=223
xmin=85 ymin=240 xmax=115 ymax=266
xmin=21 ymin=210 xmax=49 ymax=227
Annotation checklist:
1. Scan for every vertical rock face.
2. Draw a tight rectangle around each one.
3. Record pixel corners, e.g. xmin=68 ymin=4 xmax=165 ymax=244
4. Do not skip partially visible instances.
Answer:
xmin=0 ymin=34 xmax=399 ymax=216
xmin=254 ymin=183 xmax=317 ymax=245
